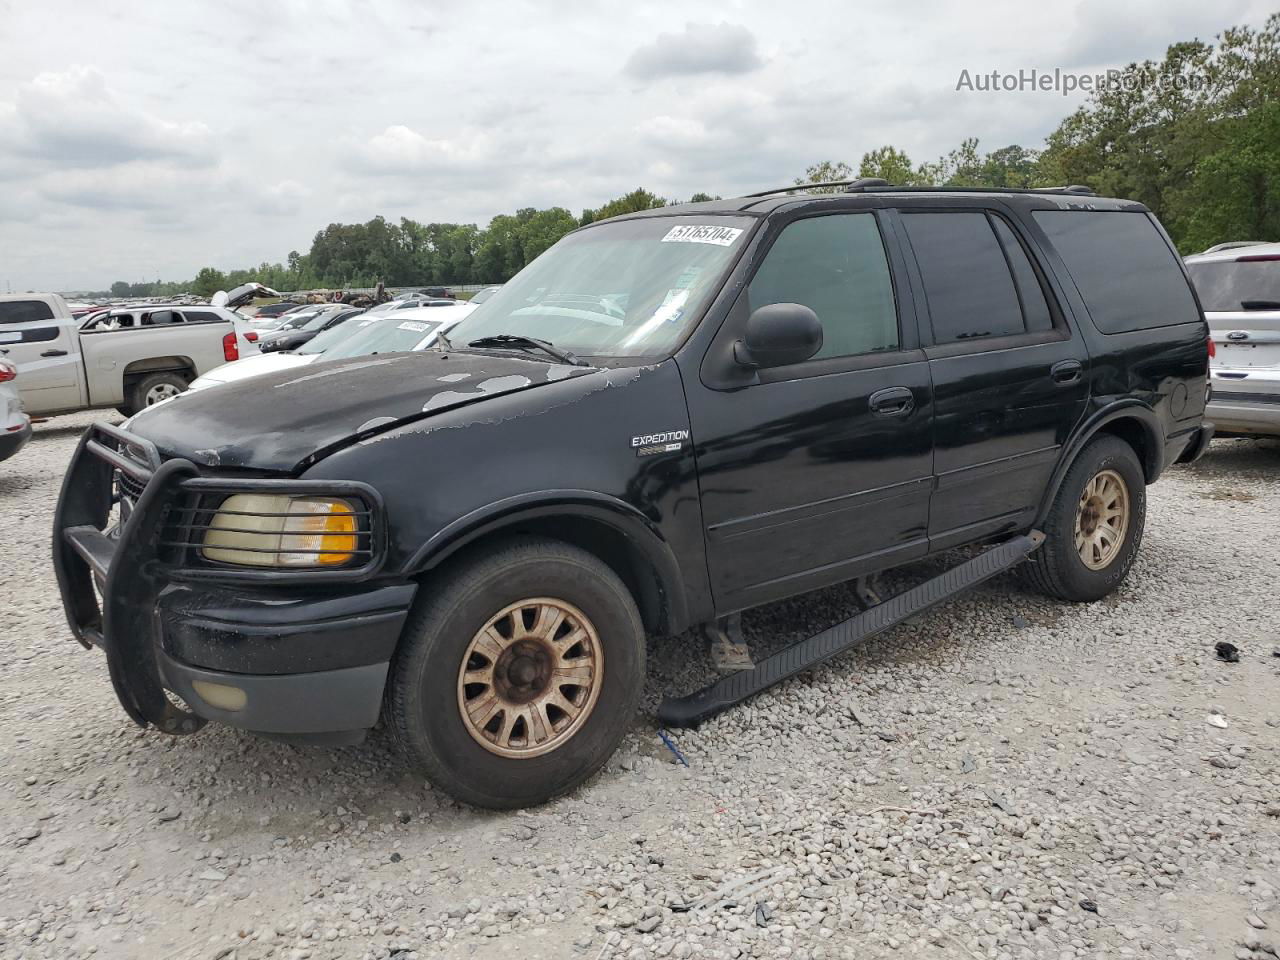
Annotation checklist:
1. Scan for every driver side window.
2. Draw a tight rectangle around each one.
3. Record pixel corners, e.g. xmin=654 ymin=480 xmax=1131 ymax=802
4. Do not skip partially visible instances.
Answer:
xmin=748 ymin=213 xmax=899 ymax=360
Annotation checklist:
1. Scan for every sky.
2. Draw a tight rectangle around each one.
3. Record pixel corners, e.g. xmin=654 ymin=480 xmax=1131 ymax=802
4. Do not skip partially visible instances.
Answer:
xmin=0 ymin=0 xmax=1272 ymax=292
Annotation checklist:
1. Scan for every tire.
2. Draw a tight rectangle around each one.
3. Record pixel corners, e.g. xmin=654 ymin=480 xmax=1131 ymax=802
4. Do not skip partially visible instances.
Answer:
xmin=387 ymin=537 xmax=645 ymax=809
xmin=126 ymin=372 xmax=188 ymax=414
xmin=1023 ymin=435 xmax=1146 ymax=602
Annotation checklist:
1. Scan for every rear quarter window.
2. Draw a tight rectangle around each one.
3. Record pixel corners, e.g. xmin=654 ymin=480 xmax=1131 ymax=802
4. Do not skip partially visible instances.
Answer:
xmin=0 ymin=300 xmax=56 ymax=324
xmin=1033 ymin=210 xmax=1201 ymax=334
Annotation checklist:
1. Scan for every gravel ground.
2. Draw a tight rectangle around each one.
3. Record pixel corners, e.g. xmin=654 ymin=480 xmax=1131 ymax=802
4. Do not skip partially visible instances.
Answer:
xmin=2 ymin=412 xmax=1279 ymax=960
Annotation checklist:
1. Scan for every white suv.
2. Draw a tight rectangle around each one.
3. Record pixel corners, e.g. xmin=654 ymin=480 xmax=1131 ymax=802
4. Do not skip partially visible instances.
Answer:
xmin=1185 ymin=242 xmax=1280 ymax=439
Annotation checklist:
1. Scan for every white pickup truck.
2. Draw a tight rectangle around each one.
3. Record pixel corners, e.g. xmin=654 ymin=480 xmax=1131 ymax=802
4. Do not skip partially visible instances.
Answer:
xmin=0 ymin=286 xmax=269 ymax=417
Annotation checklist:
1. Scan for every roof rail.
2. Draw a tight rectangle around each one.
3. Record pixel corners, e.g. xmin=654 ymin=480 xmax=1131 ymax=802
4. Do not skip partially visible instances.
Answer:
xmin=741 ymin=179 xmax=861 ymax=198
xmin=741 ymin=181 xmax=1101 ymax=200
xmin=1200 ymin=240 xmax=1266 ymax=254
xmin=1029 ymin=184 xmax=1096 ymax=196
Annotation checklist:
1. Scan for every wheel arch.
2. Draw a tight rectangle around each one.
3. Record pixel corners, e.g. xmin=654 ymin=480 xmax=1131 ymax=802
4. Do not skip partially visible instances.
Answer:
xmin=403 ymin=492 xmax=690 ymax=638
xmin=122 ymin=356 xmax=197 ymax=380
xmin=1034 ymin=402 xmax=1163 ymax=528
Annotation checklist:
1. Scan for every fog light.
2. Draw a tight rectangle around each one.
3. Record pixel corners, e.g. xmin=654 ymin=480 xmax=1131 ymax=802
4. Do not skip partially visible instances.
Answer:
xmin=191 ymin=680 xmax=248 ymax=712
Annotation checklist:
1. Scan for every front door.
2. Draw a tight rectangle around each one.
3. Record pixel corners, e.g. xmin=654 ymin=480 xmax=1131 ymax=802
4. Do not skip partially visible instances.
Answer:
xmin=0 ymin=300 xmax=83 ymax=415
xmin=896 ymin=207 xmax=1090 ymax=548
xmin=686 ymin=211 xmax=934 ymax=613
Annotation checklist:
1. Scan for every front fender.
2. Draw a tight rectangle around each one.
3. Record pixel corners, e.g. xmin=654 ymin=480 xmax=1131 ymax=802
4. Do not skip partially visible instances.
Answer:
xmin=401 ymin=490 xmax=691 ymax=634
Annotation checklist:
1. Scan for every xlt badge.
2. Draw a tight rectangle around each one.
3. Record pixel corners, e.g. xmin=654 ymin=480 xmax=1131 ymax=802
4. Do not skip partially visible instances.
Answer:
xmin=631 ymin=429 xmax=690 ymax=457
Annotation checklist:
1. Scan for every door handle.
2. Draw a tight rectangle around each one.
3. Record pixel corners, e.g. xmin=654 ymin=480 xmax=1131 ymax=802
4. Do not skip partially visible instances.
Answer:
xmin=1051 ymin=359 xmax=1082 ymax=384
xmin=41 ymin=349 xmax=69 ymax=358
xmin=869 ymin=386 xmax=915 ymax=417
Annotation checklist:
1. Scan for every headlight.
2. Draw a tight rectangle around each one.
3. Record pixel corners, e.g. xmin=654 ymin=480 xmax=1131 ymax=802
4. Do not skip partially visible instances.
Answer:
xmin=201 ymin=494 xmax=359 ymax=567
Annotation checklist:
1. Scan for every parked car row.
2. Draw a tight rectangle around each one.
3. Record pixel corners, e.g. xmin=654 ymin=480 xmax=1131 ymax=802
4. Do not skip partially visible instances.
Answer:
xmin=0 ymin=285 xmax=266 ymax=420
xmin=190 ymin=303 xmax=473 ymax=391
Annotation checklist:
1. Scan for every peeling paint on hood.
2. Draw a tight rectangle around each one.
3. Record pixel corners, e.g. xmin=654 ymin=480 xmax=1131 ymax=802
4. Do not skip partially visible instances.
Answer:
xmin=126 ymin=350 xmax=599 ymax=472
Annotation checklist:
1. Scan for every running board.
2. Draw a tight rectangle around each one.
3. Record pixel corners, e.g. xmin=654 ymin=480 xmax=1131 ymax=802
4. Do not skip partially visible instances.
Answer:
xmin=658 ymin=531 xmax=1045 ymax=729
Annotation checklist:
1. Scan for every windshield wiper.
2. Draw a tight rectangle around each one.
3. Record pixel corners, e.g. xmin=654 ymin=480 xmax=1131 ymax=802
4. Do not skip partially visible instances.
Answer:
xmin=1241 ymin=300 xmax=1280 ymax=311
xmin=466 ymin=334 xmax=589 ymax=366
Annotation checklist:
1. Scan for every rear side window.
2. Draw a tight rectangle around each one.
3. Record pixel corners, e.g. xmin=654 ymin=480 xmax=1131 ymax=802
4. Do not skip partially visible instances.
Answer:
xmin=180 ymin=311 xmax=227 ymax=324
xmin=0 ymin=300 xmax=56 ymax=324
xmin=748 ymin=213 xmax=899 ymax=359
xmin=903 ymin=212 xmax=1052 ymax=344
xmin=1033 ymin=211 xmax=1201 ymax=333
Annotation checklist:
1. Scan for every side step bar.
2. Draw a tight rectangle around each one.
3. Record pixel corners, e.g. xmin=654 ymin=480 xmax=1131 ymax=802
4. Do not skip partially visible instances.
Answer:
xmin=658 ymin=531 xmax=1045 ymax=728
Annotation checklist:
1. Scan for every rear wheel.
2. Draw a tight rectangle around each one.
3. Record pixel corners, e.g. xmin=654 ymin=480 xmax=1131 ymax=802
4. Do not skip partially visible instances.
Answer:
xmin=1023 ymin=435 xmax=1146 ymax=602
xmin=120 ymin=371 xmax=188 ymax=416
xmin=387 ymin=538 xmax=644 ymax=809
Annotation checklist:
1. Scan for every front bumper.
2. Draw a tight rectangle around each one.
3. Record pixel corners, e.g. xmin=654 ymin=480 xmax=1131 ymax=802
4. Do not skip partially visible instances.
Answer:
xmin=52 ymin=422 xmax=413 ymax=739
xmin=0 ymin=416 xmax=31 ymax=463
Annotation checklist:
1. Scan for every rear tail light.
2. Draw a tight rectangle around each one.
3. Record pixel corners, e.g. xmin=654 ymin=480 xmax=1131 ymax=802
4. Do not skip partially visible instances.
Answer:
xmin=1236 ymin=253 xmax=1280 ymax=262
xmin=245 ymin=331 xmax=258 ymax=342
xmin=222 ymin=332 xmax=239 ymax=362
xmin=1207 ymin=334 xmax=1216 ymax=359
xmin=0 ymin=361 xmax=16 ymax=383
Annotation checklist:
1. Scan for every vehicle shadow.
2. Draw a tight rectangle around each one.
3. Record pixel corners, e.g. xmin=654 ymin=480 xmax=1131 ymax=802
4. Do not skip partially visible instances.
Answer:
xmin=0 ymin=472 xmax=38 ymax=496
xmin=1178 ymin=437 xmax=1280 ymax=483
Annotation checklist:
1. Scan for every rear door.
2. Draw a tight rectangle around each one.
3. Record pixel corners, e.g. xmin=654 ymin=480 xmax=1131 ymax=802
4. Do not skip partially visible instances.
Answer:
xmin=896 ymin=207 xmax=1090 ymax=549
xmin=0 ymin=299 xmax=83 ymax=414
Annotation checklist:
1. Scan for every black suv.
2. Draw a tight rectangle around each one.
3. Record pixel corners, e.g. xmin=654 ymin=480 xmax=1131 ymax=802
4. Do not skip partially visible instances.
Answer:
xmin=54 ymin=182 xmax=1213 ymax=809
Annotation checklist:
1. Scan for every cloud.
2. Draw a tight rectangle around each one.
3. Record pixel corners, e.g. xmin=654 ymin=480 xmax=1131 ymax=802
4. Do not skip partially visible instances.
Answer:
xmin=259 ymin=179 xmax=311 ymax=216
xmin=2 ymin=66 xmax=214 ymax=170
xmin=624 ymin=22 xmax=764 ymax=80
xmin=344 ymin=125 xmax=501 ymax=177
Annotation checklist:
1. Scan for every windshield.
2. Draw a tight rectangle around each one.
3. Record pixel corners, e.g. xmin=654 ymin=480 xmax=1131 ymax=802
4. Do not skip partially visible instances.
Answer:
xmin=296 ymin=316 xmax=371 ymax=354
xmin=447 ymin=216 xmax=754 ymax=358
xmin=469 ymin=286 xmax=501 ymax=304
xmin=278 ymin=310 xmax=322 ymax=330
xmin=1187 ymin=259 xmax=1280 ymax=312
xmin=297 ymin=311 xmax=345 ymax=332
xmin=299 ymin=315 xmax=442 ymax=358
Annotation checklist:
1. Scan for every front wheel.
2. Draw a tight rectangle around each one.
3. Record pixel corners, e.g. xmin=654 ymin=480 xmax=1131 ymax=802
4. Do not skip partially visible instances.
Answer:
xmin=387 ymin=538 xmax=645 ymax=809
xmin=1023 ymin=435 xmax=1146 ymax=602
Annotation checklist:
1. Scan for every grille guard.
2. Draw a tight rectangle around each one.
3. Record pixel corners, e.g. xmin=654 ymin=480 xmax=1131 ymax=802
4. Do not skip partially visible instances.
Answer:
xmin=52 ymin=422 xmax=387 ymax=731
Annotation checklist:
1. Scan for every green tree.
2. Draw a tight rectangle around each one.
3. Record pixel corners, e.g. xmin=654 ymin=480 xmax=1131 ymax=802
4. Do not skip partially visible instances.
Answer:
xmin=191 ymin=268 xmax=226 ymax=297
xmin=582 ymin=189 xmax=667 ymax=224
xmin=795 ymin=160 xmax=853 ymax=191
xmin=857 ymin=147 xmax=918 ymax=185
xmin=110 ymin=281 xmax=130 ymax=297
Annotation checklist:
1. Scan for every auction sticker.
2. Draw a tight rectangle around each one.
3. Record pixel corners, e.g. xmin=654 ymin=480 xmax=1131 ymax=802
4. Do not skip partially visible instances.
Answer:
xmin=397 ymin=321 xmax=430 ymax=332
xmin=661 ymin=224 xmax=744 ymax=246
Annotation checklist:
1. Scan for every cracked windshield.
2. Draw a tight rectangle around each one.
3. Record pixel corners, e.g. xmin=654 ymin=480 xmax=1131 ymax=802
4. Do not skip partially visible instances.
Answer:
xmin=446 ymin=216 xmax=754 ymax=357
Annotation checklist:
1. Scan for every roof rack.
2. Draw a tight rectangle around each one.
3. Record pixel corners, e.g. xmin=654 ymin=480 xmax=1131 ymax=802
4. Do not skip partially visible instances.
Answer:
xmin=742 ymin=181 xmax=1098 ymax=199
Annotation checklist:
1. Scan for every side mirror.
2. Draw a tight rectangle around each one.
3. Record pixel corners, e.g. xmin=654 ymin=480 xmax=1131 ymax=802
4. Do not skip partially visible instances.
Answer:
xmin=734 ymin=303 xmax=822 ymax=369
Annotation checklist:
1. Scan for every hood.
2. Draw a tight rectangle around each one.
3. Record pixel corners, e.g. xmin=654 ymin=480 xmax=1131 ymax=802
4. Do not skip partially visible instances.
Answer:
xmin=212 ymin=282 xmax=280 ymax=309
xmin=130 ymin=350 xmax=598 ymax=472
xmin=190 ymin=352 xmax=316 ymax=389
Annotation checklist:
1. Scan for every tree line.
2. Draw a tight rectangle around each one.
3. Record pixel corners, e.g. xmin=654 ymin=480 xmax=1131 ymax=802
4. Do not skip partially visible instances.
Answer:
xmin=105 ymin=13 xmax=1276 ymax=299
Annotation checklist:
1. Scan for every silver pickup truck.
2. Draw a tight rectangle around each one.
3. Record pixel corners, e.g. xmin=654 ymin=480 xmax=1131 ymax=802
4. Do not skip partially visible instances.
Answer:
xmin=0 ymin=287 xmax=267 ymax=417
